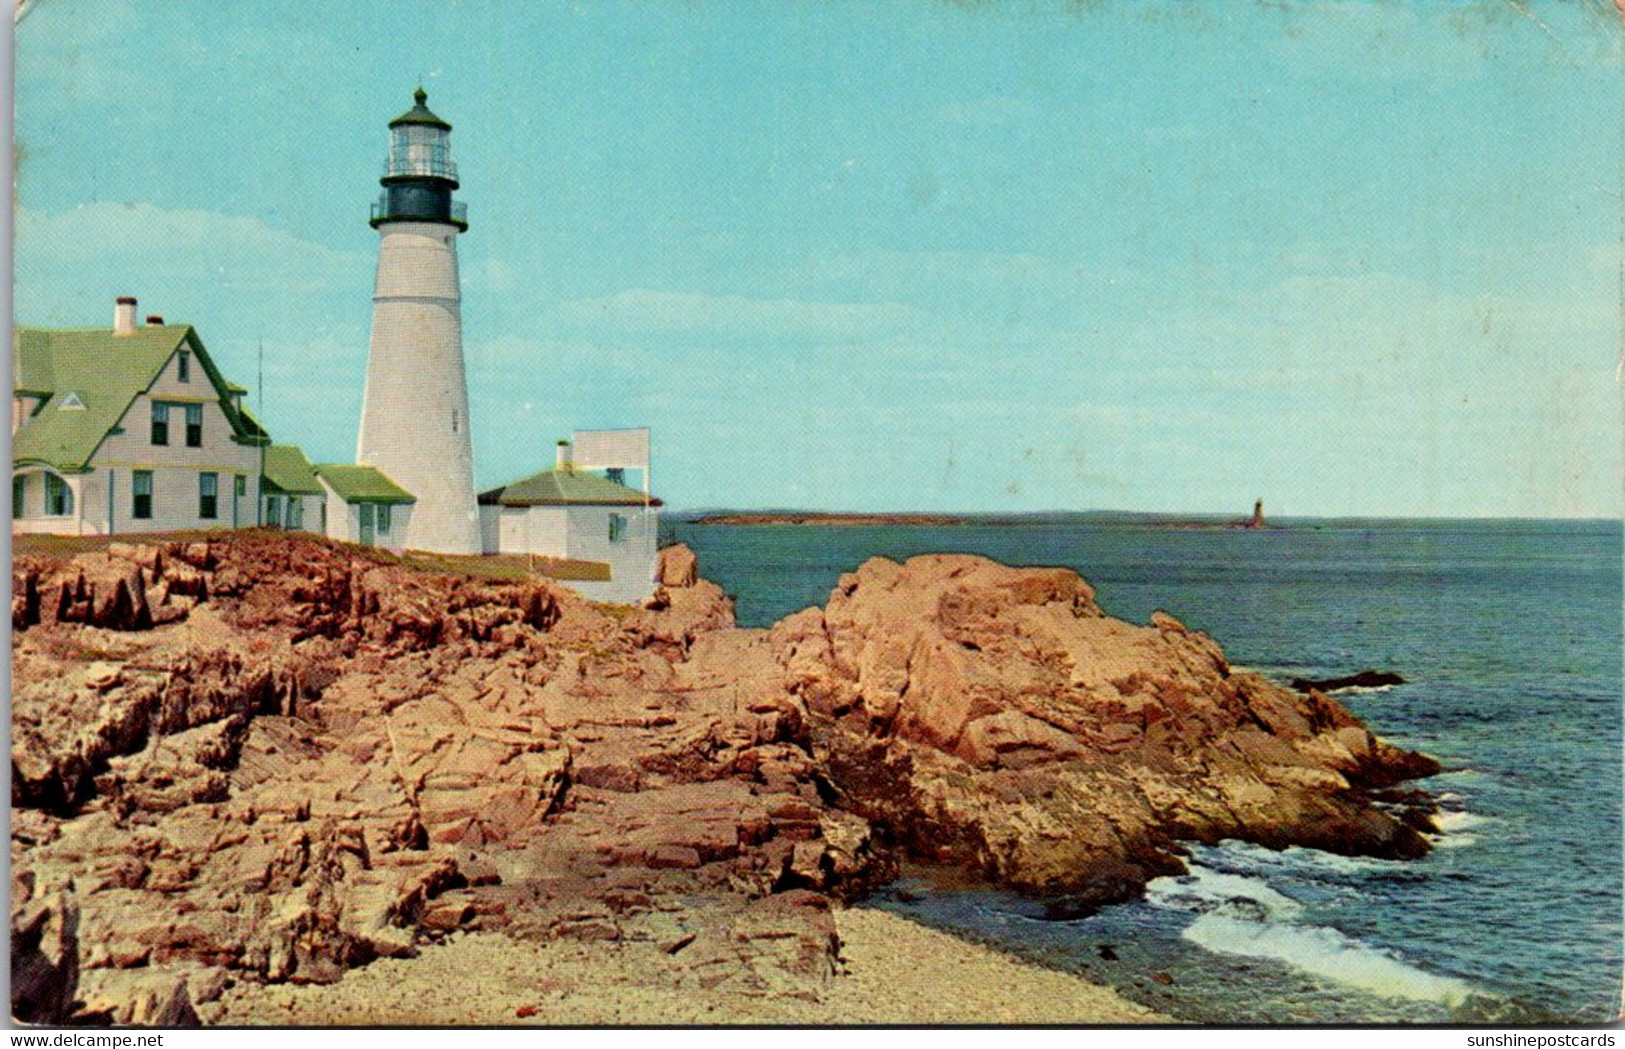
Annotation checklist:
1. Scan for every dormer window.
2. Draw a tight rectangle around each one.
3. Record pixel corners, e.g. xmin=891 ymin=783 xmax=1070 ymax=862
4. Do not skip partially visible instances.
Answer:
xmin=177 ymin=351 xmax=191 ymax=383
xmin=58 ymin=392 xmax=85 ymax=412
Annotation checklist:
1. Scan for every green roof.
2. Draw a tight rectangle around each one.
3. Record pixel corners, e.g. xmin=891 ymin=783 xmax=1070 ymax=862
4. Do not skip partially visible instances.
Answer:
xmin=261 ymin=444 xmax=324 ymax=495
xmin=479 ymin=467 xmax=661 ymax=508
xmin=12 ymin=324 xmax=268 ymax=472
xmin=314 ymin=463 xmax=415 ymax=504
xmin=388 ymin=87 xmax=451 ymax=130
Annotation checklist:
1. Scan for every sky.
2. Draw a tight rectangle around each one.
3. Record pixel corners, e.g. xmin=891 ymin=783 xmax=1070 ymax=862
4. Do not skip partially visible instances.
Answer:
xmin=11 ymin=0 xmax=1623 ymax=517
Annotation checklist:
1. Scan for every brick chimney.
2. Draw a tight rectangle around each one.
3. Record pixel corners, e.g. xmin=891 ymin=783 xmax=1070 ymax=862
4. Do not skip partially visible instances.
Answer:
xmin=113 ymin=296 xmax=138 ymax=336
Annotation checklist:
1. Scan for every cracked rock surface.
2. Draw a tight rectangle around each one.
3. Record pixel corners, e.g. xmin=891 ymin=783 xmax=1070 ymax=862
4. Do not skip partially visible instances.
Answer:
xmin=11 ymin=533 xmax=1435 ymax=1024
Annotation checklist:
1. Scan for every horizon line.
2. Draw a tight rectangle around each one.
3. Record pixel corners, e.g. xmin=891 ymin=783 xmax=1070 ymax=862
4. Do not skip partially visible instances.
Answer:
xmin=667 ymin=507 xmax=1623 ymax=524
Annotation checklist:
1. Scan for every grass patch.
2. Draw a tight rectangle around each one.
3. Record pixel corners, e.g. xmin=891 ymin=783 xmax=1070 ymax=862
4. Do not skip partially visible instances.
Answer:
xmin=12 ymin=528 xmax=259 ymax=559
xmin=397 ymin=551 xmax=611 ymax=583
xmin=12 ymin=528 xmax=610 ymax=584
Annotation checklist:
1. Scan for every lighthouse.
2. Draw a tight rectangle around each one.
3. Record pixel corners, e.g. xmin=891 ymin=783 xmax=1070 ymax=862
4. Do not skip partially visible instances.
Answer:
xmin=356 ymin=88 xmax=481 ymax=554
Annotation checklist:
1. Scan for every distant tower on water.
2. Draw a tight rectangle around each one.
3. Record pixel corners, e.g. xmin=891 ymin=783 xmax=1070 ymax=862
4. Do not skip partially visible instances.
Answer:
xmin=356 ymin=88 xmax=480 ymax=554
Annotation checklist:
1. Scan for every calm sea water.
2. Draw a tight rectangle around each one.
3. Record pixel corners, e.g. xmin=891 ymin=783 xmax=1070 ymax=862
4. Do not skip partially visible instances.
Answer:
xmin=664 ymin=515 xmax=1624 ymax=1023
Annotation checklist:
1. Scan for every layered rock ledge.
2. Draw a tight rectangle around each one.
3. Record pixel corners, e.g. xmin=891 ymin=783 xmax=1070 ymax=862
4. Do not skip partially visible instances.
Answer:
xmin=10 ymin=533 xmax=1437 ymax=1024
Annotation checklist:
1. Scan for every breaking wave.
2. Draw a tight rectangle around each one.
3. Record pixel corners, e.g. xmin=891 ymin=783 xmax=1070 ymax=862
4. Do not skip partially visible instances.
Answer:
xmin=1146 ymin=860 xmax=1475 ymax=1007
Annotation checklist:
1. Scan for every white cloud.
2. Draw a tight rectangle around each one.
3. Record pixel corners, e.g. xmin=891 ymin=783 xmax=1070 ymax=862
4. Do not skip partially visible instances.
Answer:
xmin=17 ymin=202 xmax=366 ymax=278
xmin=553 ymin=288 xmax=919 ymax=343
xmin=14 ymin=202 xmax=373 ymax=332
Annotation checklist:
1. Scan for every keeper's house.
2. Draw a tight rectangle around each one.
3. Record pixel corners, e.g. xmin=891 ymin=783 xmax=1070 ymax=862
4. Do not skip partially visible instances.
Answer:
xmin=12 ymin=299 xmax=269 ymax=536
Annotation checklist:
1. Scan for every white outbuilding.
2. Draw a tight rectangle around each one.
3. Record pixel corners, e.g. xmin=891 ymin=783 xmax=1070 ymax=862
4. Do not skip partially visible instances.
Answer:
xmin=314 ymin=463 xmax=416 ymax=552
xmin=478 ymin=444 xmax=661 ymax=604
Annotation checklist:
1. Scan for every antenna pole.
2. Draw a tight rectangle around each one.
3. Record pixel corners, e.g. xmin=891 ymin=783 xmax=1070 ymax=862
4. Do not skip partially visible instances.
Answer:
xmin=257 ymin=339 xmax=265 ymax=527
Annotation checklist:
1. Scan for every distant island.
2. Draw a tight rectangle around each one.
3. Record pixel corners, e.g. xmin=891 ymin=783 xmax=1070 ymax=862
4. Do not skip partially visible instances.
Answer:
xmin=695 ymin=512 xmax=973 ymax=526
xmin=695 ymin=502 xmax=1276 ymax=530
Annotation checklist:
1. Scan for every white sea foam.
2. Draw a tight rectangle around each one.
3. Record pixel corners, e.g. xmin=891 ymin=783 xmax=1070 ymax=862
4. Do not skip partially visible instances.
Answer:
xmin=1151 ymin=858 xmax=1475 ymax=1007
xmin=1182 ymin=914 xmax=1475 ymax=1006
xmin=1433 ymin=833 xmax=1478 ymax=849
xmin=1431 ymin=809 xmax=1490 ymax=834
xmin=1145 ymin=865 xmax=1304 ymax=921
xmin=1195 ymin=839 xmax=1406 ymax=879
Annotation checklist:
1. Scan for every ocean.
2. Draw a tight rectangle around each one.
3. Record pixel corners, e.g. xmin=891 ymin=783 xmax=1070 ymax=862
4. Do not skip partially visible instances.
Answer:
xmin=663 ymin=514 xmax=1624 ymax=1024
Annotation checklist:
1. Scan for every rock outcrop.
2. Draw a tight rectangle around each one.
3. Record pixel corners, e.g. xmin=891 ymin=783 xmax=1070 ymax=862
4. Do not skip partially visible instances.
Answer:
xmin=11 ymin=534 xmax=889 ymax=1022
xmin=770 ymin=555 xmax=1437 ymax=909
xmin=10 ymin=533 xmax=1437 ymax=1023
xmin=10 ymin=877 xmax=80 ymax=1025
xmin=1289 ymin=669 xmax=1406 ymax=693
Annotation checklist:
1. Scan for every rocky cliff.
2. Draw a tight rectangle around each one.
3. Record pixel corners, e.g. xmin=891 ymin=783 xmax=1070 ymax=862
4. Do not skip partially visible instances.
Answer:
xmin=10 ymin=533 xmax=1437 ymax=1023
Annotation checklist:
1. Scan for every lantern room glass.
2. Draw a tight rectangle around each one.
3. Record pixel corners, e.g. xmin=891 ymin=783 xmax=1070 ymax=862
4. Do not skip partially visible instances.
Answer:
xmin=386 ymin=125 xmax=457 ymax=181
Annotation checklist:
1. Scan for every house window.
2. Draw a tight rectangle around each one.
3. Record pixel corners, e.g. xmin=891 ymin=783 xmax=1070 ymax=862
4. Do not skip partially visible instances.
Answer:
xmin=234 ymin=475 xmax=246 ymax=497
xmin=265 ymin=494 xmax=282 ymax=528
xmin=377 ymin=504 xmax=392 ymax=534
xmin=185 ymin=404 xmax=203 ymax=447
xmin=150 ymin=402 xmax=170 ymax=445
xmin=44 ymin=473 xmax=72 ymax=517
xmin=287 ymin=497 xmax=303 ymax=530
xmin=320 ymin=502 xmax=327 ymax=532
xmin=177 ymin=351 xmax=191 ymax=383
xmin=451 ymin=409 xmax=459 ymax=433
xmin=132 ymin=471 xmax=153 ymax=520
xmin=199 ymin=472 xmax=218 ymax=520
xmin=608 ymin=513 xmax=628 ymax=543
xmin=12 ymin=475 xmax=24 ymax=519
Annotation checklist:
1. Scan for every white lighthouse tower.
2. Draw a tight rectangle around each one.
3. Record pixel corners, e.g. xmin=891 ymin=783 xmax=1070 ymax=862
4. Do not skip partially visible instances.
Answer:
xmin=356 ymin=87 xmax=480 ymax=554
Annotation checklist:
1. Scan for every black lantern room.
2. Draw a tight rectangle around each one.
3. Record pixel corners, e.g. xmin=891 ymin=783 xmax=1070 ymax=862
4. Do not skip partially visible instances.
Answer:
xmin=368 ymin=88 xmax=468 ymax=231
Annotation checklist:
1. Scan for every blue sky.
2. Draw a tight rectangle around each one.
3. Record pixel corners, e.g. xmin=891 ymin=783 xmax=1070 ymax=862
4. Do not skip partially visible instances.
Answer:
xmin=13 ymin=0 xmax=1622 ymax=516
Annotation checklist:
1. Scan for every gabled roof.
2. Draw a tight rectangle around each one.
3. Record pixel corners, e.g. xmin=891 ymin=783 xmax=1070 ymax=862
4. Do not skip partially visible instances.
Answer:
xmin=478 ymin=467 xmax=662 ymax=508
xmin=12 ymin=324 xmax=269 ymax=473
xmin=261 ymin=444 xmax=324 ymax=495
xmin=314 ymin=463 xmax=416 ymax=504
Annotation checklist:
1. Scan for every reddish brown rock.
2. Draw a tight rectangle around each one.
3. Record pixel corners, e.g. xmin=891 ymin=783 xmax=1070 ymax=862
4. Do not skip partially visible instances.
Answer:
xmin=657 ymin=544 xmax=700 ymax=588
xmin=10 ymin=882 xmax=79 ymax=1024
xmin=9 ymin=532 xmax=1437 ymax=1022
xmin=769 ymin=554 xmax=1439 ymax=907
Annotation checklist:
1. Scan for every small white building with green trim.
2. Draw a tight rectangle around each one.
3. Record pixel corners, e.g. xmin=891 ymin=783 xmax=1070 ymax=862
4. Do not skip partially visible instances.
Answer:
xmin=314 ymin=463 xmax=415 ymax=551
xmin=478 ymin=443 xmax=661 ymax=604
xmin=259 ymin=444 xmax=327 ymax=533
xmin=12 ymin=299 xmax=269 ymax=536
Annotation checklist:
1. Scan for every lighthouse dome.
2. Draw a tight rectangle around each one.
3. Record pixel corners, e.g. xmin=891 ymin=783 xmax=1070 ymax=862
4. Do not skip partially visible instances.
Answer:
xmin=389 ymin=86 xmax=451 ymax=130
xmin=371 ymin=87 xmax=466 ymax=229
